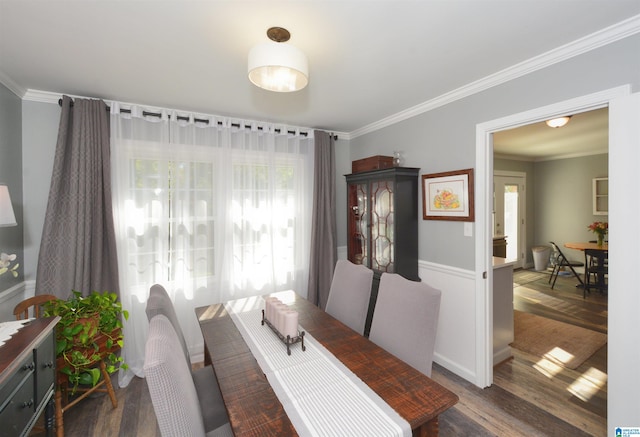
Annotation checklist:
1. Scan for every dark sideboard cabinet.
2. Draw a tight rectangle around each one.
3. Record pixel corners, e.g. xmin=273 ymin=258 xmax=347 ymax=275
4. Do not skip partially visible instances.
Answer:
xmin=0 ymin=317 xmax=59 ymax=437
xmin=346 ymin=167 xmax=420 ymax=335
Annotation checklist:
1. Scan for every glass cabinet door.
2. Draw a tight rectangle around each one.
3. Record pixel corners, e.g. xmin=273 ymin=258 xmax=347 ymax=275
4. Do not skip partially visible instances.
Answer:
xmin=370 ymin=180 xmax=395 ymax=273
xmin=348 ymin=183 xmax=369 ymax=266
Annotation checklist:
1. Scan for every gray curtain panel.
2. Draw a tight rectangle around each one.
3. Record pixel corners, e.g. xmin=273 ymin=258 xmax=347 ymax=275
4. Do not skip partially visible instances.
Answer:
xmin=307 ymin=130 xmax=337 ymax=309
xmin=35 ymin=95 xmax=119 ymax=299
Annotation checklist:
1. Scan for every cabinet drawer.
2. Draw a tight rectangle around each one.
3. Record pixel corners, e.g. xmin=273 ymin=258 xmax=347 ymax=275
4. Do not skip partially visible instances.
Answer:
xmin=35 ymin=330 xmax=56 ymax=406
xmin=0 ymin=372 xmax=35 ymax=436
xmin=0 ymin=354 xmax=34 ymax=411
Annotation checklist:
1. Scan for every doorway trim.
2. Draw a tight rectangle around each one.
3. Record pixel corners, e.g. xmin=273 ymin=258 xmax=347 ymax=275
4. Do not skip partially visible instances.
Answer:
xmin=473 ymin=85 xmax=630 ymax=388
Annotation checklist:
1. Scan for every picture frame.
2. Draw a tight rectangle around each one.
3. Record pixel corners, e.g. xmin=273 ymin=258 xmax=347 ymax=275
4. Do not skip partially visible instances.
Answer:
xmin=422 ymin=168 xmax=474 ymax=221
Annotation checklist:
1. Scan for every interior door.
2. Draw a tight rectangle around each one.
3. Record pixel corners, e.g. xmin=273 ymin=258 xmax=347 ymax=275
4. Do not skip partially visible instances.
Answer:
xmin=494 ymin=172 xmax=525 ymax=268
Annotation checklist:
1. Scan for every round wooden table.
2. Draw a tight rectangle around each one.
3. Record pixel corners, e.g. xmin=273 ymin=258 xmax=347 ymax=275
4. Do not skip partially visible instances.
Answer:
xmin=564 ymin=241 xmax=608 ymax=251
xmin=564 ymin=242 xmax=608 ymax=295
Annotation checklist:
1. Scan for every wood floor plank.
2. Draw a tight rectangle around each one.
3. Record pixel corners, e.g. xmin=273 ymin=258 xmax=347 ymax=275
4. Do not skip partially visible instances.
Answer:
xmin=493 ymin=352 xmax=606 ymax=436
xmin=433 ymin=362 xmax=599 ymax=437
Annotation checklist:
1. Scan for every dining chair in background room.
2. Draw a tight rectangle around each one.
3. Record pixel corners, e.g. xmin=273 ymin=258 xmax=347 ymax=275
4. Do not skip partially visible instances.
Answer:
xmin=145 ymin=314 xmax=233 ymax=437
xmin=146 ymin=284 xmax=229 ymax=434
xmin=548 ymin=241 xmax=584 ymax=289
xmin=584 ymin=248 xmax=608 ymax=297
xmin=325 ymin=259 xmax=374 ymax=335
xmin=368 ymin=272 xmax=441 ymax=377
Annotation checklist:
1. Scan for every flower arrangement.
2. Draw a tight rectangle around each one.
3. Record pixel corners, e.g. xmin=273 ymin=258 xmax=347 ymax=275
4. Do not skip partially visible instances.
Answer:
xmin=588 ymin=221 xmax=608 ymax=247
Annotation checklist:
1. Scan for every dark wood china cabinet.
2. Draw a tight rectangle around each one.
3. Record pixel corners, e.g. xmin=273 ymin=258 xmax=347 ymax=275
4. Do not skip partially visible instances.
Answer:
xmin=345 ymin=167 xmax=420 ymax=335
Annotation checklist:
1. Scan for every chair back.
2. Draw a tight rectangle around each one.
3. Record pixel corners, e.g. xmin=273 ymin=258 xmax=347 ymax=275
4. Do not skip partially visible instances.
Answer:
xmin=585 ymin=248 xmax=608 ymax=263
xmin=13 ymin=294 xmax=57 ymax=320
xmin=369 ymin=273 xmax=441 ymax=377
xmin=146 ymin=284 xmax=230 ymax=434
xmin=146 ymin=284 xmax=190 ymax=363
xmin=549 ymin=241 xmax=567 ymax=264
xmin=325 ymin=259 xmax=374 ymax=334
xmin=584 ymin=248 xmax=608 ymax=294
xmin=145 ymin=314 xmax=207 ymax=437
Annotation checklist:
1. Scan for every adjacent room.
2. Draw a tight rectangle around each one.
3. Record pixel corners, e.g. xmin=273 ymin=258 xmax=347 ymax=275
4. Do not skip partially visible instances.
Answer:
xmin=1 ymin=2 xmax=639 ymax=436
xmin=491 ymin=107 xmax=609 ymax=435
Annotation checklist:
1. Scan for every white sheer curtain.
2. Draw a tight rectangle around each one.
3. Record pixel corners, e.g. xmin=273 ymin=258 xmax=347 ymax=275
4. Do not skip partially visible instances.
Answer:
xmin=110 ymin=104 xmax=314 ymax=386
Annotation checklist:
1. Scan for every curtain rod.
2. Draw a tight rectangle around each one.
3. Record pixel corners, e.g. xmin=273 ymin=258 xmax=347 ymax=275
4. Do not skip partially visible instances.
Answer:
xmin=58 ymin=98 xmax=311 ymax=137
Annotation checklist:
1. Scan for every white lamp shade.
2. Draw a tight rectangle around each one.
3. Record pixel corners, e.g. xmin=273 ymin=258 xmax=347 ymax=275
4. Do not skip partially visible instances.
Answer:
xmin=0 ymin=184 xmax=17 ymax=227
xmin=248 ymin=41 xmax=309 ymax=92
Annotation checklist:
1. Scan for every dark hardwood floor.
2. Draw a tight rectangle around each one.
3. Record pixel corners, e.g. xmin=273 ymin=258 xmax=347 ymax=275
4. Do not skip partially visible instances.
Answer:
xmin=434 ymin=268 xmax=607 ymax=437
xmin=37 ymin=268 xmax=607 ymax=437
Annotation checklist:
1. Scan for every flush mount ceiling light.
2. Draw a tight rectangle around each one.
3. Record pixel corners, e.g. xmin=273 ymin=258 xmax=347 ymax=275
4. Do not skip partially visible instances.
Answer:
xmin=545 ymin=116 xmax=572 ymax=128
xmin=248 ymin=27 xmax=309 ymax=92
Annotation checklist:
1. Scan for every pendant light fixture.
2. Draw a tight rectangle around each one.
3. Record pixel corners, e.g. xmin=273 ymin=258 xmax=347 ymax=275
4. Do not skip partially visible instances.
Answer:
xmin=545 ymin=116 xmax=572 ymax=128
xmin=248 ymin=27 xmax=309 ymax=92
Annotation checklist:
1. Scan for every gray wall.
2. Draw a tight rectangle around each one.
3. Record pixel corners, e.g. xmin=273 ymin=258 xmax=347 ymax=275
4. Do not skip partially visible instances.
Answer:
xmin=347 ymin=33 xmax=639 ymax=271
xmin=21 ymin=100 xmax=59 ymax=282
xmin=0 ymin=83 xmax=23 ymax=291
xmin=495 ymin=154 xmax=608 ymax=265
xmin=535 ymin=154 xmax=608 ymax=262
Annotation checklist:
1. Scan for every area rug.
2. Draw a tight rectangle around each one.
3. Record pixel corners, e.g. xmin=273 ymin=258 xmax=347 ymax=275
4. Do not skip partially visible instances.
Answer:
xmin=511 ymin=310 xmax=607 ymax=369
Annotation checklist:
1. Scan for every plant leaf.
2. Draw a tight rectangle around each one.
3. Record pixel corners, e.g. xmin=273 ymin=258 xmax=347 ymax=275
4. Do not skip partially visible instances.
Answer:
xmin=90 ymin=368 xmax=101 ymax=385
xmin=71 ymin=324 xmax=84 ymax=336
xmin=56 ymin=340 xmax=67 ymax=355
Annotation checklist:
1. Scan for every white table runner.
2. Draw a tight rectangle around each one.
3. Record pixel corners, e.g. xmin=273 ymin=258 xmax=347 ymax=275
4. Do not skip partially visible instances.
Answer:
xmin=225 ymin=296 xmax=411 ymax=437
xmin=0 ymin=318 xmax=33 ymax=347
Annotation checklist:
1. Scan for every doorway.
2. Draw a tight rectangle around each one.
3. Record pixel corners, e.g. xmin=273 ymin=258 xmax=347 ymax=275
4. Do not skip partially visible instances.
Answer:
xmin=476 ymin=88 xmax=639 ymax=428
xmin=490 ymin=111 xmax=609 ymax=428
xmin=474 ymin=85 xmax=632 ymax=389
xmin=494 ymin=172 xmax=525 ymax=268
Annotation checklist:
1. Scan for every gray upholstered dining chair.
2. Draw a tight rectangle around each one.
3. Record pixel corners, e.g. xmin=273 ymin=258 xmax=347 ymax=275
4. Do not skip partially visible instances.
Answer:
xmin=145 ymin=314 xmax=233 ymax=437
xmin=146 ymin=284 xmax=229 ymax=435
xmin=325 ymin=259 xmax=374 ymax=334
xmin=368 ymin=273 xmax=442 ymax=377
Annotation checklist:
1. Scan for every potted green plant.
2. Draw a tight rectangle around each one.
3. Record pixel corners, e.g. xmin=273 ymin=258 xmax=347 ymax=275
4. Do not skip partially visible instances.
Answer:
xmin=43 ymin=290 xmax=129 ymax=390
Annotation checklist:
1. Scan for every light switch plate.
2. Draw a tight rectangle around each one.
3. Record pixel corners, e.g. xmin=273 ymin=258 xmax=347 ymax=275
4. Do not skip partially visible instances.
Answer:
xmin=464 ymin=222 xmax=473 ymax=237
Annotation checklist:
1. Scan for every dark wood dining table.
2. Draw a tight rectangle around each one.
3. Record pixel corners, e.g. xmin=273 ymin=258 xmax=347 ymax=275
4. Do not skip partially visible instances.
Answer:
xmin=196 ymin=290 xmax=459 ymax=437
xmin=564 ymin=242 xmax=609 ymax=292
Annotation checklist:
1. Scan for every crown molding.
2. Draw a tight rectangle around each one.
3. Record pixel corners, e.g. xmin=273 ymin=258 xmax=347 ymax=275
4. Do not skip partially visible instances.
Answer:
xmin=22 ymin=89 xmax=65 ymax=104
xmin=350 ymin=13 xmax=640 ymax=139
xmin=0 ymin=71 xmax=26 ymax=98
xmin=495 ymin=148 xmax=608 ymax=163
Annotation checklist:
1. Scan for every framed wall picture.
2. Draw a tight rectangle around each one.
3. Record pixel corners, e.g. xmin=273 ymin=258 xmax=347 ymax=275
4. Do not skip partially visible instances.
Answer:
xmin=422 ymin=168 xmax=474 ymax=221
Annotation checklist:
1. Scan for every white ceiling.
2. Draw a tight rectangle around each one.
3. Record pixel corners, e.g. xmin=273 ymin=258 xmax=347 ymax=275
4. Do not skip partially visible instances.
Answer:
xmin=493 ymin=107 xmax=609 ymax=161
xmin=1 ymin=1 xmax=638 ymax=156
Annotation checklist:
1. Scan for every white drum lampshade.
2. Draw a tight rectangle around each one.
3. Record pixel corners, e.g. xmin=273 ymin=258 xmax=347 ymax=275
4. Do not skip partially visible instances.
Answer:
xmin=248 ymin=27 xmax=309 ymax=93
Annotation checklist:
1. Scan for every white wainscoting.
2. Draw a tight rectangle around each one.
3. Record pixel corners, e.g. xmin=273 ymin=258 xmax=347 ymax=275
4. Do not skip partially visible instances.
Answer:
xmin=418 ymin=260 xmax=477 ymax=384
xmin=0 ymin=280 xmax=35 ymax=322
